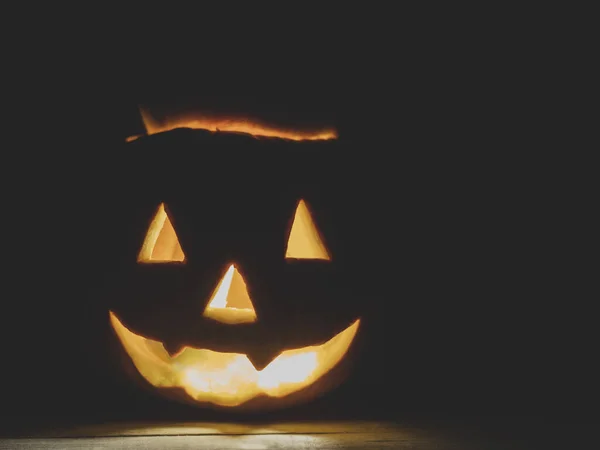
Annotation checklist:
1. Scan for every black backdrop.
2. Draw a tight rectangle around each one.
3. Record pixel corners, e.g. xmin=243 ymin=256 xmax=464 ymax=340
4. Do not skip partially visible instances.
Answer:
xmin=2 ymin=23 xmax=595 ymax=429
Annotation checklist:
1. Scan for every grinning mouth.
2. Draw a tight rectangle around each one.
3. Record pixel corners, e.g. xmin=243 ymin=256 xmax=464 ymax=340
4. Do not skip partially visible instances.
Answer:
xmin=109 ymin=311 xmax=360 ymax=407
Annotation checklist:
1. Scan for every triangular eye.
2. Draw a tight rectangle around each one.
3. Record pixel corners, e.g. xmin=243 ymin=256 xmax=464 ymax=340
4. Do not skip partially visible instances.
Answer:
xmin=285 ymin=199 xmax=331 ymax=260
xmin=137 ymin=203 xmax=186 ymax=263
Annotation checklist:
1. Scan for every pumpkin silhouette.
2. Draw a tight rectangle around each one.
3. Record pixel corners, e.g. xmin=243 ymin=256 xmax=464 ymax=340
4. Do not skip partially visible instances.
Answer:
xmin=104 ymin=123 xmax=363 ymax=411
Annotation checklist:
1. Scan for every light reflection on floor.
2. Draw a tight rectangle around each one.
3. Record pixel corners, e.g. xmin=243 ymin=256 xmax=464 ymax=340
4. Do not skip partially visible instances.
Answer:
xmin=48 ymin=421 xmax=406 ymax=437
xmin=4 ymin=422 xmax=440 ymax=449
xmin=4 ymin=434 xmax=426 ymax=449
xmin=1 ymin=421 xmax=534 ymax=449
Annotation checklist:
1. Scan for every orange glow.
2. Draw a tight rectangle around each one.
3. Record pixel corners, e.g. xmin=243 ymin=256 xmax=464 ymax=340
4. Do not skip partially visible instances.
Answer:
xmin=137 ymin=203 xmax=185 ymax=263
xmin=110 ymin=311 xmax=359 ymax=407
xmin=126 ymin=107 xmax=337 ymax=142
xmin=203 ymin=264 xmax=257 ymax=325
xmin=286 ymin=199 xmax=330 ymax=260
xmin=125 ymin=134 xmax=143 ymax=142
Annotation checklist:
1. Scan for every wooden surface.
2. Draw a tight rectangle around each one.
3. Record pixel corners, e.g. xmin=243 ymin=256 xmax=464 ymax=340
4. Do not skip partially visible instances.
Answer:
xmin=0 ymin=420 xmax=542 ymax=449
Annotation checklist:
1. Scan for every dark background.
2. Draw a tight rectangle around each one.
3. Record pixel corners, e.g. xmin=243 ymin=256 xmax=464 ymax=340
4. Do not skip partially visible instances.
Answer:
xmin=2 ymin=15 xmax=594 ymax=431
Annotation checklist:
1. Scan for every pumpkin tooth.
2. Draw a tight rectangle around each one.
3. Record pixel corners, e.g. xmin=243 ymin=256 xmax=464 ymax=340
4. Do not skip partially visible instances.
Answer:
xmin=246 ymin=351 xmax=279 ymax=372
xmin=163 ymin=342 xmax=185 ymax=358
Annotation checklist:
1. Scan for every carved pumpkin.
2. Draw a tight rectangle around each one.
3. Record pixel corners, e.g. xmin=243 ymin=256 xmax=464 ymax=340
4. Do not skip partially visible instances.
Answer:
xmin=106 ymin=111 xmax=361 ymax=411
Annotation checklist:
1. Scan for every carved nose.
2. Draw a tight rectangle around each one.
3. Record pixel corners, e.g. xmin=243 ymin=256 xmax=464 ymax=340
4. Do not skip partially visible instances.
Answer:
xmin=202 ymin=263 xmax=257 ymax=325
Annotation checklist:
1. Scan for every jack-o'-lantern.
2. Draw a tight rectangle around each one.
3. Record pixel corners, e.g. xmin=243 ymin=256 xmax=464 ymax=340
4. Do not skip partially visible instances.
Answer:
xmin=107 ymin=108 xmax=362 ymax=411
